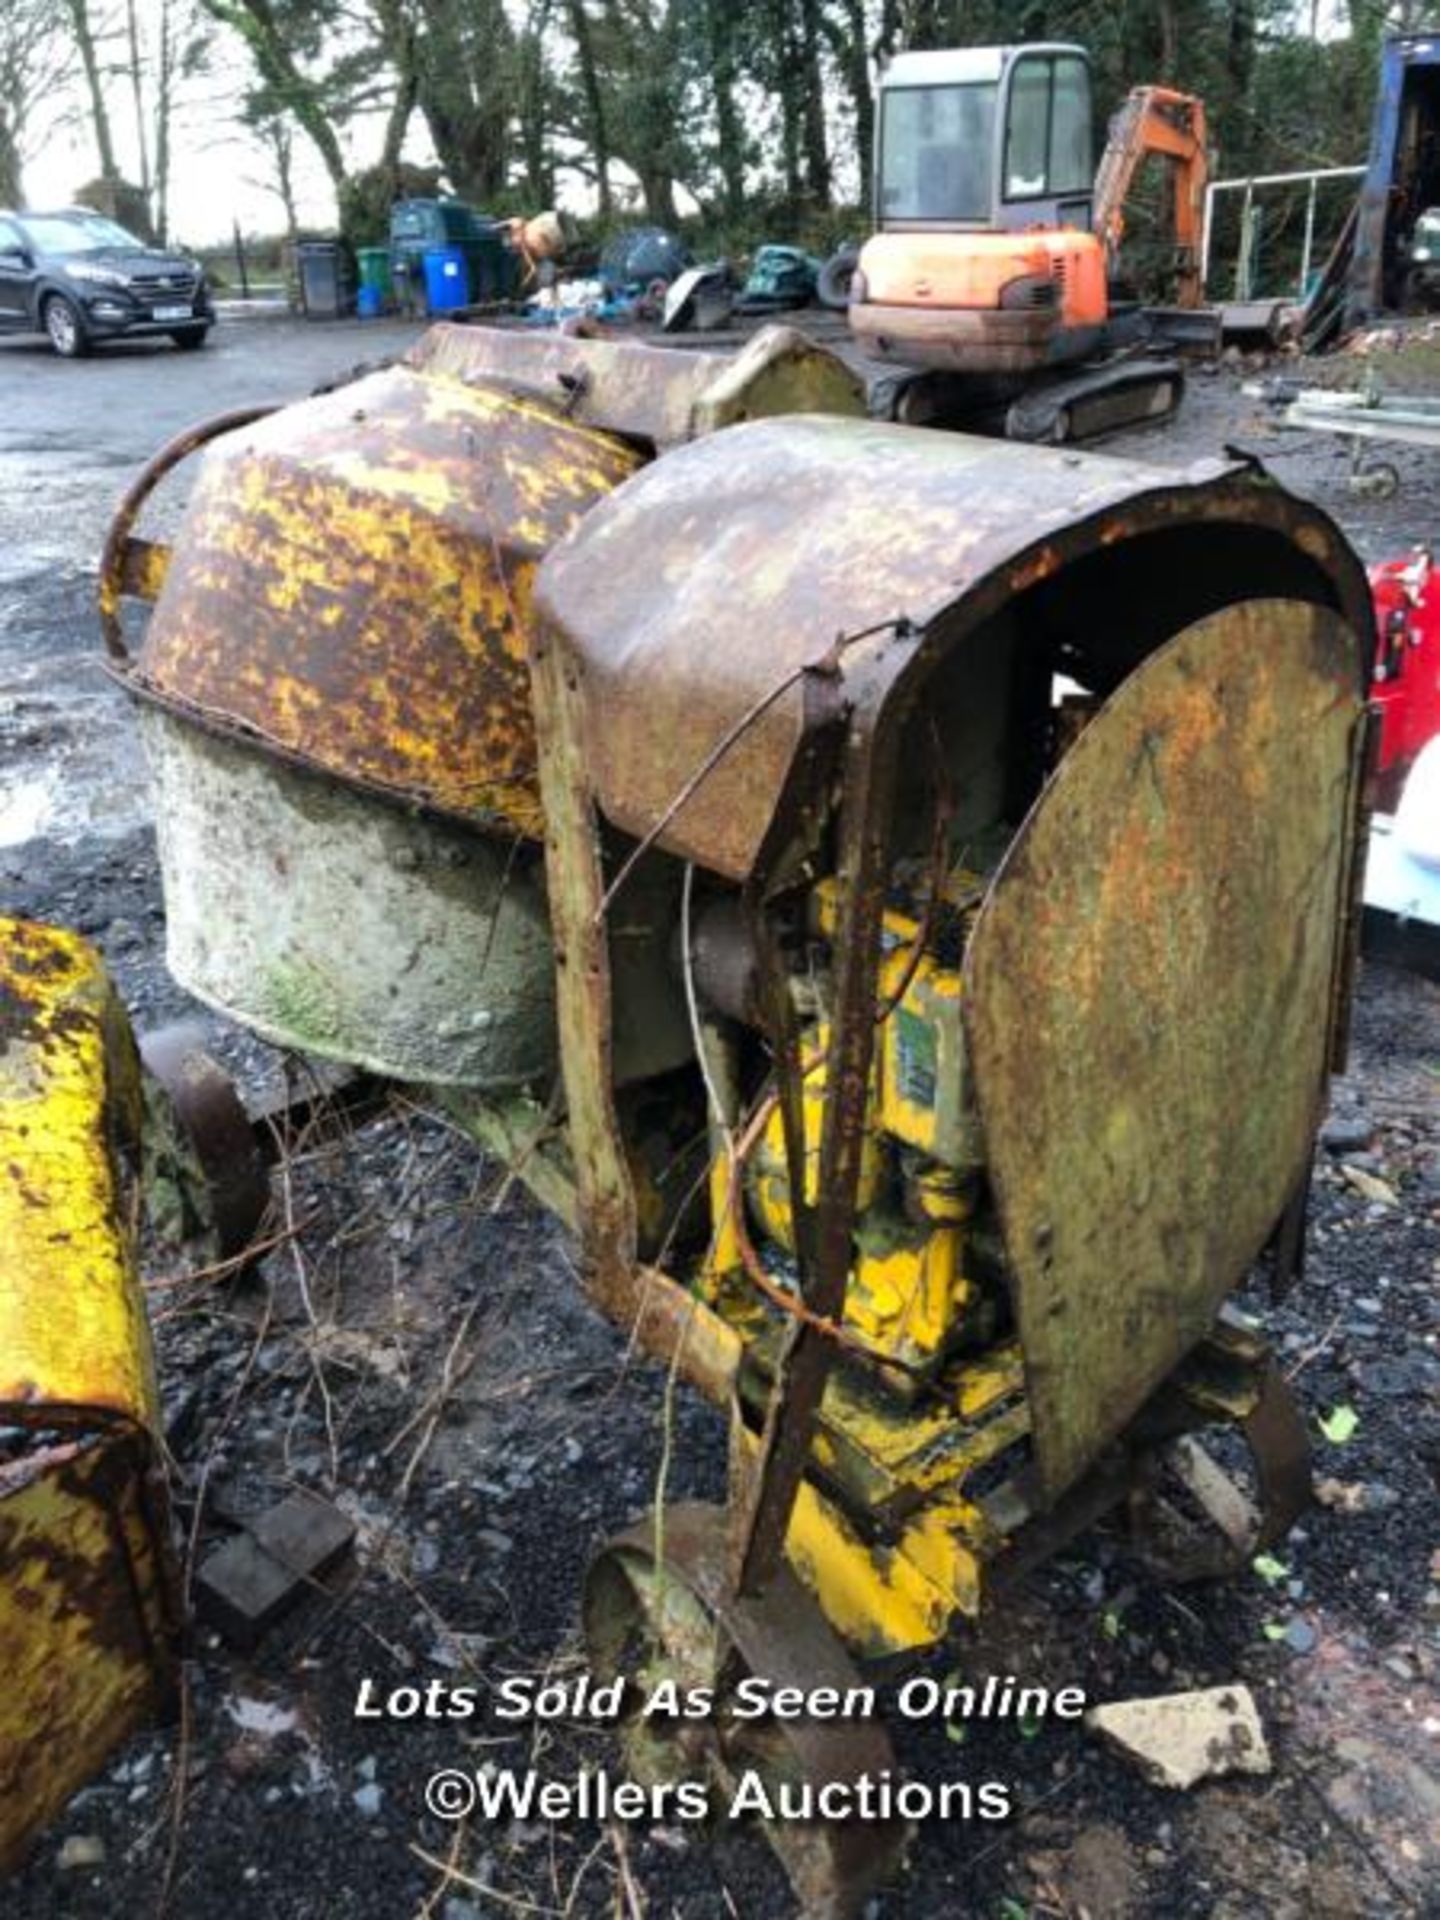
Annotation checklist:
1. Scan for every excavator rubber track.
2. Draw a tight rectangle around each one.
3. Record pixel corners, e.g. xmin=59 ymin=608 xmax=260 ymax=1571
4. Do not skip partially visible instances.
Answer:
xmin=1004 ymin=356 xmax=1185 ymax=443
xmin=867 ymin=355 xmax=1185 ymax=445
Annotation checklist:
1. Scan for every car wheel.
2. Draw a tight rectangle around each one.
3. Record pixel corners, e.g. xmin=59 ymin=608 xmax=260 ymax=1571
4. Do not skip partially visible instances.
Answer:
xmin=43 ymin=294 xmax=89 ymax=358
xmin=170 ymin=327 xmax=210 ymax=350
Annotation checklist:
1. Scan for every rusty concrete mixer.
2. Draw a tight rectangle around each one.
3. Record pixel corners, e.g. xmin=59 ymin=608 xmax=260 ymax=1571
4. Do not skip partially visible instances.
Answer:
xmin=79 ymin=319 xmax=1374 ymax=1909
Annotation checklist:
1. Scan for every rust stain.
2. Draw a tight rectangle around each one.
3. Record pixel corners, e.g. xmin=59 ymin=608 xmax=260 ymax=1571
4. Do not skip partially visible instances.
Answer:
xmin=964 ymin=599 xmax=1364 ymax=1500
xmin=0 ymin=921 xmax=177 ymax=1870
xmin=129 ymin=369 xmax=642 ymax=837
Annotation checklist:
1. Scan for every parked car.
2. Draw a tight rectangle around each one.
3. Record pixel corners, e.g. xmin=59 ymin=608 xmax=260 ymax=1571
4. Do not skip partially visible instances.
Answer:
xmin=0 ymin=207 xmax=213 ymax=357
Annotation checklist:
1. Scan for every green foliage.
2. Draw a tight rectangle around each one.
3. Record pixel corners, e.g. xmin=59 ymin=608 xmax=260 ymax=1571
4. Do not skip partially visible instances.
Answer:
xmin=344 ymin=159 xmax=444 ymax=246
xmin=45 ymin=0 xmax=1385 ymax=258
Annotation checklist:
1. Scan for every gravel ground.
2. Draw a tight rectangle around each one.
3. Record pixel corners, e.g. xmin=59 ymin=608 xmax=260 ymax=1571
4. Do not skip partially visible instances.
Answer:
xmin=1 ymin=312 xmax=1437 ymax=1920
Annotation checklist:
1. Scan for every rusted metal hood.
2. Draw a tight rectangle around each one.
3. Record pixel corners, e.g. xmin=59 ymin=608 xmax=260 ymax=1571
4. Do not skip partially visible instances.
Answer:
xmin=131 ymin=364 xmax=642 ymax=837
xmin=405 ymin=320 xmax=865 ymax=447
xmin=533 ymin=414 xmax=1367 ymax=882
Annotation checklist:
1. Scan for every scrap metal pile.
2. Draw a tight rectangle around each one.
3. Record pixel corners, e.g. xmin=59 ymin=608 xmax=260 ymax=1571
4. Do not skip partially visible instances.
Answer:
xmin=3 ymin=319 xmax=1377 ymax=1909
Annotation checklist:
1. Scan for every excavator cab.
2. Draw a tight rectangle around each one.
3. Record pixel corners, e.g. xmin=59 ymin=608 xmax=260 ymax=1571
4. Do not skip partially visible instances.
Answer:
xmin=874 ymin=43 xmax=1096 ymax=234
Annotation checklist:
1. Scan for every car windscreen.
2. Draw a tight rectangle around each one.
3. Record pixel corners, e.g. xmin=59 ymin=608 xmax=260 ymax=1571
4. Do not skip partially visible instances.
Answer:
xmin=879 ymin=84 xmax=997 ymax=222
xmin=17 ymin=213 xmax=144 ymax=255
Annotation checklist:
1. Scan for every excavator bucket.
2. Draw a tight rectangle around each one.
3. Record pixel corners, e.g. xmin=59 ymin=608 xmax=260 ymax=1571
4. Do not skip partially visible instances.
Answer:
xmin=0 ymin=918 xmax=178 ymax=1872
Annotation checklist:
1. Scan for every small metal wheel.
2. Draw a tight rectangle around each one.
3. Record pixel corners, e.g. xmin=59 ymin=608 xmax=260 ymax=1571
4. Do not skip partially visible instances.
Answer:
xmin=1347 ymin=458 xmax=1401 ymax=501
xmin=1128 ymin=1363 xmax=1312 ymax=1584
xmin=139 ymin=1023 xmax=270 ymax=1261
xmin=584 ymin=1502 xmax=906 ymax=1917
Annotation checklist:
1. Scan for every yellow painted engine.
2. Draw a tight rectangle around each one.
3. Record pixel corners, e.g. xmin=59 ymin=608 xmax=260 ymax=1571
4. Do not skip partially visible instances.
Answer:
xmin=742 ymin=868 xmax=994 ymax=1385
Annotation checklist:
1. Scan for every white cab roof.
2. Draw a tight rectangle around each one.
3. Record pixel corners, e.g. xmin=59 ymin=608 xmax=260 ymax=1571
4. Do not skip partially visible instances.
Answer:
xmin=879 ymin=44 xmax=1086 ymax=89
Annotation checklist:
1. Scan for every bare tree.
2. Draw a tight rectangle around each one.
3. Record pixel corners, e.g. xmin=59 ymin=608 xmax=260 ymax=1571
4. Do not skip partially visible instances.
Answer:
xmin=202 ymin=0 xmax=412 ymax=237
xmin=151 ymin=1 xmax=211 ymax=241
xmin=200 ymin=0 xmax=352 ymax=213
xmin=65 ymin=0 xmax=121 ymax=179
xmin=124 ymin=0 xmax=151 ymax=196
xmin=248 ymin=110 xmax=301 ymax=244
xmin=0 ymin=1 xmax=77 ymax=205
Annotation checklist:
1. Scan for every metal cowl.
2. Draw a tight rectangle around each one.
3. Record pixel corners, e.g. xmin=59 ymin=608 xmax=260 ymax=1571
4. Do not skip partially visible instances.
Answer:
xmin=122 ymin=367 xmax=640 ymax=1086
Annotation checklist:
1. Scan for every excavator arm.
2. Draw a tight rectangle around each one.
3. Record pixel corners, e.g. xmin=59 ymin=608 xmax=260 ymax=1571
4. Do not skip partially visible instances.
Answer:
xmin=1092 ymin=86 xmax=1209 ymax=307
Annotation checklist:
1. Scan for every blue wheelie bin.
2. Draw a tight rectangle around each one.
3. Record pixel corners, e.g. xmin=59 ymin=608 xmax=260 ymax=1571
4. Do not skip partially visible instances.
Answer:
xmin=423 ymin=245 xmax=469 ymax=313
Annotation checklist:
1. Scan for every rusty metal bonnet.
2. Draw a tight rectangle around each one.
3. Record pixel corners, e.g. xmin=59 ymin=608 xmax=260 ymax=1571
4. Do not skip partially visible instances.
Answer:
xmin=128 ymin=367 xmax=635 ymax=1087
xmin=103 ymin=327 xmax=864 ymax=1089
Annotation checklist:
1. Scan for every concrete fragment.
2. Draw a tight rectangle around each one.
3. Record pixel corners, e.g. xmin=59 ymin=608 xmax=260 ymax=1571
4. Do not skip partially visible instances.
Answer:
xmin=57 ymin=1834 xmax=106 ymax=1870
xmin=196 ymin=1491 xmax=356 ymax=1650
xmin=250 ymin=1489 xmax=356 ymax=1581
xmin=1320 ymin=1112 xmax=1373 ymax=1153
xmin=195 ymin=1536 xmax=295 ymax=1651
xmin=225 ymin=1697 xmax=299 ymax=1739
xmin=1341 ymin=1164 xmax=1397 ymax=1206
xmin=1086 ymin=1685 xmax=1271 ymax=1789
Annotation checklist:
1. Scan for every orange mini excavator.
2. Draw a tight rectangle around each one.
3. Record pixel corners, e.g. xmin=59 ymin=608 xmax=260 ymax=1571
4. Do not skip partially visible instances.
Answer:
xmin=850 ymin=45 xmax=1208 ymax=441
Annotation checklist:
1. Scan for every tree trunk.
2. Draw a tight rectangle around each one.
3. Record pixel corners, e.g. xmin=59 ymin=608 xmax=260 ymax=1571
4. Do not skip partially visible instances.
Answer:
xmin=875 ymin=0 xmax=903 ymax=65
xmin=638 ymin=165 xmax=678 ymax=225
xmin=153 ymin=0 xmax=172 ymax=241
xmin=201 ymin=0 xmax=350 ymax=214
xmin=269 ymin=122 xmax=299 ymax=247
xmin=595 ymin=0 xmax=681 ymax=227
xmin=568 ymin=0 xmax=612 ymax=218
xmin=706 ymin=0 xmax=745 ymax=218
xmin=838 ymin=0 xmax=873 ymax=203
xmin=1 ymin=3 xmax=76 ymax=211
xmin=0 ymin=114 xmax=23 ymax=207
xmin=516 ymin=7 xmax=555 ymax=206
xmin=798 ymin=0 xmax=830 ymax=203
xmin=67 ymin=0 xmax=120 ymax=180
xmin=414 ymin=0 xmax=513 ymax=204
xmin=777 ymin=2 xmax=803 ymax=206
xmin=1226 ymin=0 xmax=1257 ymax=102
xmin=125 ymin=0 xmax=152 ymax=198
xmin=367 ymin=0 xmax=416 ymax=208
xmin=906 ymin=0 xmax=952 ymax=52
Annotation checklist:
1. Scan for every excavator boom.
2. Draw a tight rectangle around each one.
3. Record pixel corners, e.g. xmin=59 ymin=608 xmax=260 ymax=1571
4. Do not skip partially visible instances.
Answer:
xmin=1092 ymin=85 xmax=1209 ymax=307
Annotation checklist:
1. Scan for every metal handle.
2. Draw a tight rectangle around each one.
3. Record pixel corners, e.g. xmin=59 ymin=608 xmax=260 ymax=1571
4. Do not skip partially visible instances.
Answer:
xmin=98 ymin=404 xmax=276 ymax=663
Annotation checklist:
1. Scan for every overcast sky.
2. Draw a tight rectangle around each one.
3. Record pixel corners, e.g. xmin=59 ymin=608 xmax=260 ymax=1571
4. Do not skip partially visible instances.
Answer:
xmin=18 ymin=6 xmax=670 ymax=245
xmin=23 ymin=21 xmax=404 ymax=244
